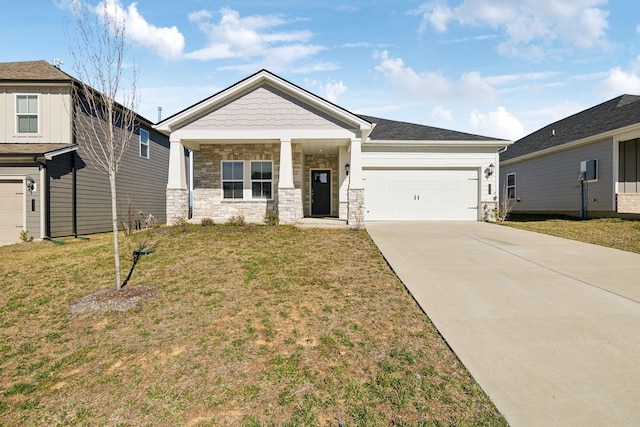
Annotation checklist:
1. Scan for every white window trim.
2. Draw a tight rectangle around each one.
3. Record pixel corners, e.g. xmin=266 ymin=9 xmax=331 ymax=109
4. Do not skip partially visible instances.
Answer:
xmin=139 ymin=129 xmax=150 ymax=159
xmin=221 ymin=160 xmax=274 ymax=201
xmin=250 ymin=160 xmax=273 ymax=200
xmin=506 ymin=173 xmax=516 ymax=199
xmin=15 ymin=94 xmax=39 ymax=135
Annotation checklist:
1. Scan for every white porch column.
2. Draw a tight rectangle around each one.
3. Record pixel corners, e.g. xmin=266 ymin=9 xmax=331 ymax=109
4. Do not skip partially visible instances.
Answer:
xmin=167 ymin=140 xmax=189 ymax=223
xmin=348 ymin=138 xmax=365 ymax=228
xmin=168 ymin=140 xmax=187 ymax=190
xmin=349 ymin=138 xmax=363 ymax=189
xmin=278 ymin=138 xmax=294 ymax=189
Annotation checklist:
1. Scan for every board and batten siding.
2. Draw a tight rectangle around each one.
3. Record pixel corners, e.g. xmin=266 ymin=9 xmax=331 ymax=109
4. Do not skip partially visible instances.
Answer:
xmin=0 ymin=164 xmax=41 ymax=238
xmin=0 ymin=86 xmax=72 ymax=143
xmin=501 ymin=138 xmax=614 ymax=214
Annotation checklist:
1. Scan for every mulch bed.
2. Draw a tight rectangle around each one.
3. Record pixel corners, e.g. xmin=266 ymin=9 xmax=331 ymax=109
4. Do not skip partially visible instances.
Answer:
xmin=70 ymin=284 xmax=159 ymax=315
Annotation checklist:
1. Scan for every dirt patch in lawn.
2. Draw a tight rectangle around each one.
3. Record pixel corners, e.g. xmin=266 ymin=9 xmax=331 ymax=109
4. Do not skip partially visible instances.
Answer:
xmin=69 ymin=284 xmax=159 ymax=315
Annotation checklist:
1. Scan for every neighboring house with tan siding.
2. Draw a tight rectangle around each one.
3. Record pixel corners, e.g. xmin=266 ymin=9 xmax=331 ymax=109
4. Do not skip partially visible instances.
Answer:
xmin=0 ymin=60 xmax=170 ymax=245
xmin=500 ymin=95 xmax=640 ymax=218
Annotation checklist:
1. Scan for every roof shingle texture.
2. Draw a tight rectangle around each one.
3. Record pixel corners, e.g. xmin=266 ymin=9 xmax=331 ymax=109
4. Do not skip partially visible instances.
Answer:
xmin=502 ymin=94 xmax=640 ymax=161
xmin=0 ymin=60 xmax=71 ymax=82
xmin=359 ymin=115 xmax=503 ymax=141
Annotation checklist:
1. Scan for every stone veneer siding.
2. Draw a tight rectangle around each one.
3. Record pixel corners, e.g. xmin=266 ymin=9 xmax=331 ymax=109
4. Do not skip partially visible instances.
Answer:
xmin=347 ymin=188 xmax=365 ymax=228
xmin=192 ymin=143 xmax=303 ymax=223
xmin=303 ymin=154 xmax=339 ymax=217
xmin=617 ymin=193 xmax=640 ymax=214
xmin=167 ymin=189 xmax=189 ymax=224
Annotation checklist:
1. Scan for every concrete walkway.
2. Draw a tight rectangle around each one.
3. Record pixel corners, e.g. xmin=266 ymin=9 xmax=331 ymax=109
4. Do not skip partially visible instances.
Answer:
xmin=366 ymin=221 xmax=640 ymax=427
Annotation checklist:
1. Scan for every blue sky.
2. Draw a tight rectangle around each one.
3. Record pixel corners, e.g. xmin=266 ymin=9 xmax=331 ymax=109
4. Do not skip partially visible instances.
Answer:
xmin=2 ymin=0 xmax=640 ymax=141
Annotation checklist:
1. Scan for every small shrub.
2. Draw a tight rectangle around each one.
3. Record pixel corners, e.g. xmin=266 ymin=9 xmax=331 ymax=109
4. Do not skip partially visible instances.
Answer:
xmin=201 ymin=218 xmax=215 ymax=227
xmin=263 ymin=212 xmax=279 ymax=226
xmin=226 ymin=215 xmax=246 ymax=227
xmin=19 ymin=230 xmax=31 ymax=242
xmin=171 ymin=216 xmax=189 ymax=233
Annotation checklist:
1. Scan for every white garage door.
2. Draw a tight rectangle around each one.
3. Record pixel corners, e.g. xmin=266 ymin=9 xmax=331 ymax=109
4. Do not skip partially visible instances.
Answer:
xmin=363 ymin=169 xmax=479 ymax=221
xmin=0 ymin=180 xmax=24 ymax=245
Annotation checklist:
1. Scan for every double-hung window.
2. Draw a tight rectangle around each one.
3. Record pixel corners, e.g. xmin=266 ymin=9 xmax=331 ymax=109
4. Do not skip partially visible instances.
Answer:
xmin=16 ymin=94 xmax=38 ymax=134
xmin=222 ymin=161 xmax=244 ymax=199
xmin=251 ymin=161 xmax=272 ymax=199
xmin=506 ymin=173 xmax=516 ymax=199
xmin=140 ymin=129 xmax=149 ymax=158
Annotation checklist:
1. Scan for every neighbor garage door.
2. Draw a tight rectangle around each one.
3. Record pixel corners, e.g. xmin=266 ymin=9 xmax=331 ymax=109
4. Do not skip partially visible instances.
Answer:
xmin=0 ymin=180 xmax=24 ymax=245
xmin=362 ymin=169 xmax=479 ymax=221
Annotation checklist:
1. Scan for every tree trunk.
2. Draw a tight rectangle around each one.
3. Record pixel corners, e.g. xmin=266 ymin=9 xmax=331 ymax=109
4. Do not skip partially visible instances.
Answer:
xmin=109 ymin=170 xmax=122 ymax=289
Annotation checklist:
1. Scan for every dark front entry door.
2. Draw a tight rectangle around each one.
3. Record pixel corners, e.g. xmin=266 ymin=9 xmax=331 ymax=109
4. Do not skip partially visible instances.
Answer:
xmin=311 ymin=170 xmax=331 ymax=216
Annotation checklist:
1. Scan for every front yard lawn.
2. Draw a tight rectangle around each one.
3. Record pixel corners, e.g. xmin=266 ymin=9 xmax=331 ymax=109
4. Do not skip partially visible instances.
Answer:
xmin=503 ymin=216 xmax=640 ymax=254
xmin=0 ymin=225 xmax=505 ymax=426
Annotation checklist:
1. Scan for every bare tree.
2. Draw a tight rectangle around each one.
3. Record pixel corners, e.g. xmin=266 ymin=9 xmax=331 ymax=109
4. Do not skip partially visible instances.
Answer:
xmin=68 ymin=1 xmax=138 ymax=290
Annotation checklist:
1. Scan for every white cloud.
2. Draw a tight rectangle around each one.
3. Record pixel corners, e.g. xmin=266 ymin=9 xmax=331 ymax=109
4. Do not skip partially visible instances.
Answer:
xmin=416 ymin=0 xmax=609 ymax=58
xmin=469 ymin=107 xmax=525 ymax=140
xmin=97 ymin=0 xmax=185 ymax=60
xmin=185 ymin=6 xmax=324 ymax=72
xmin=374 ymin=50 xmax=495 ymax=100
xmin=432 ymin=105 xmax=453 ymax=120
xmin=305 ymin=79 xmax=348 ymax=103
xmin=596 ymin=67 xmax=640 ymax=98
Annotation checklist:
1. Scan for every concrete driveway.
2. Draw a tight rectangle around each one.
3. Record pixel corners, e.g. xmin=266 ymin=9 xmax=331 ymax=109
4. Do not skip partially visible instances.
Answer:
xmin=366 ymin=221 xmax=640 ymax=427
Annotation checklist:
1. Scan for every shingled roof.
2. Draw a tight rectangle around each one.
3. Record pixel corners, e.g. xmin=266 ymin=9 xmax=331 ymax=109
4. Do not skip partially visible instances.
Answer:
xmin=359 ymin=115 xmax=505 ymax=142
xmin=0 ymin=60 xmax=71 ymax=82
xmin=502 ymin=94 xmax=640 ymax=162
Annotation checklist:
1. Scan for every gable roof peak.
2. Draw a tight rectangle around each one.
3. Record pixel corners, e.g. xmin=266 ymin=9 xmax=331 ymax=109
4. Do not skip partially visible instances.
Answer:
xmin=616 ymin=94 xmax=640 ymax=108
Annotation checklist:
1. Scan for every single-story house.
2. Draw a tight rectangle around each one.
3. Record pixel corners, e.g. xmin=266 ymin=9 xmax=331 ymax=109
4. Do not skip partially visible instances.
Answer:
xmin=500 ymin=94 xmax=640 ymax=218
xmin=0 ymin=60 xmax=170 ymax=245
xmin=155 ymin=70 xmax=510 ymax=226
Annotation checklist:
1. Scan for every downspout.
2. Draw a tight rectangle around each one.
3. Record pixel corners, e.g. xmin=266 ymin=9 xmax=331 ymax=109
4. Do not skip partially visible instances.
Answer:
xmin=71 ymin=151 xmax=77 ymax=237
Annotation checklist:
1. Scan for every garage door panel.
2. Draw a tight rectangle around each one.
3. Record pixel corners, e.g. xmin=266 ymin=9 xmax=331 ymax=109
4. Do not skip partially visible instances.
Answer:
xmin=363 ymin=169 xmax=479 ymax=221
xmin=0 ymin=180 xmax=24 ymax=245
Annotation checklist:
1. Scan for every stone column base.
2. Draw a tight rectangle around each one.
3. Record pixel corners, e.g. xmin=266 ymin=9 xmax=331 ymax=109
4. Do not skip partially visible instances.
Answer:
xmin=278 ymin=187 xmax=302 ymax=224
xmin=348 ymin=188 xmax=365 ymax=229
xmin=167 ymin=188 xmax=189 ymax=224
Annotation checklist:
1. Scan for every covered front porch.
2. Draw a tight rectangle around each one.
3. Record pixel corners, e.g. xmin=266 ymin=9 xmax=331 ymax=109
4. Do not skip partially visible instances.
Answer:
xmin=156 ymin=70 xmax=373 ymax=228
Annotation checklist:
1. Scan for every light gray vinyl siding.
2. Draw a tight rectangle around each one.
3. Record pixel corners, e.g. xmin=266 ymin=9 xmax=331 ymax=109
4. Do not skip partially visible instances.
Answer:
xmin=0 ymin=164 xmax=41 ymax=237
xmin=501 ymin=138 xmax=614 ymax=214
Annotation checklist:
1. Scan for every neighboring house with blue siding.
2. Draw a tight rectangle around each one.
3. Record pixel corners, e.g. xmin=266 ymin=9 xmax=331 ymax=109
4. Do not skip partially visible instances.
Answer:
xmin=500 ymin=95 xmax=640 ymax=219
xmin=0 ymin=60 xmax=170 ymax=245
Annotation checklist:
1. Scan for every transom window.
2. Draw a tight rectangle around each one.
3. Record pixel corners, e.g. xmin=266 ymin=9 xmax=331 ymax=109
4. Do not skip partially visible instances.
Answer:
xmin=140 ymin=129 xmax=149 ymax=159
xmin=222 ymin=161 xmax=244 ymax=199
xmin=16 ymin=94 xmax=38 ymax=134
xmin=251 ymin=161 xmax=272 ymax=199
xmin=506 ymin=173 xmax=516 ymax=199
xmin=221 ymin=160 xmax=273 ymax=200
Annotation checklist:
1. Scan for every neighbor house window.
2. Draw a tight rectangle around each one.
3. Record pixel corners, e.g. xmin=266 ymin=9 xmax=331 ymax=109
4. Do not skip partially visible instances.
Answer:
xmin=251 ymin=161 xmax=272 ymax=199
xmin=140 ymin=129 xmax=149 ymax=158
xmin=506 ymin=173 xmax=516 ymax=199
xmin=16 ymin=94 xmax=38 ymax=133
xmin=222 ymin=161 xmax=244 ymax=199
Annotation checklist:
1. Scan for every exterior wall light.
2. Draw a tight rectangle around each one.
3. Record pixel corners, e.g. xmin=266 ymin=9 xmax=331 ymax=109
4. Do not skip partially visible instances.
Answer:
xmin=485 ymin=163 xmax=495 ymax=178
xmin=345 ymin=163 xmax=350 ymax=176
xmin=25 ymin=175 xmax=36 ymax=193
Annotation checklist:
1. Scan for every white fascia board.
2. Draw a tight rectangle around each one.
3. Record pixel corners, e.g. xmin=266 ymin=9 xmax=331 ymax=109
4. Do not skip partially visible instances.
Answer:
xmin=501 ymin=123 xmax=640 ymax=166
xmin=44 ymin=144 xmax=79 ymax=160
xmin=172 ymin=128 xmax=358 ymax=141
xmin=155 ymin=70 xmax=372 ymax=134
xmin=365 ymin=139 xmax=512 ymax=148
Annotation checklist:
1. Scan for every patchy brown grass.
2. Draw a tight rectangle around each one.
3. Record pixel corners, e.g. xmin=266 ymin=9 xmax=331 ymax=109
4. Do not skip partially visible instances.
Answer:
xmin=503 ymin=216 xmax=640 ymax=254
xmin=0 ymin=225 xmax=506 ymax=426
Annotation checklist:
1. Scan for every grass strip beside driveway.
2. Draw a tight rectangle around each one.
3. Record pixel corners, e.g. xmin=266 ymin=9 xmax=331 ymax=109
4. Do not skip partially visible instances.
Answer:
xmin=0 ymin=225 xmax=505 ymax=426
